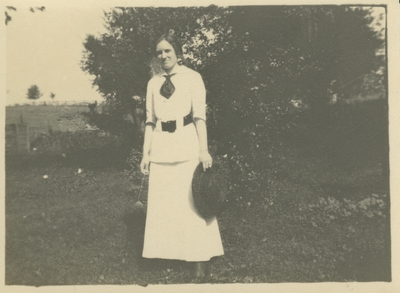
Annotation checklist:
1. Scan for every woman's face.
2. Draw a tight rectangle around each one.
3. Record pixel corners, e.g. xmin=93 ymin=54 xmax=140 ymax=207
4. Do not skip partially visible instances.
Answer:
xmin=156 ymin=40 xmax=178 ymax=73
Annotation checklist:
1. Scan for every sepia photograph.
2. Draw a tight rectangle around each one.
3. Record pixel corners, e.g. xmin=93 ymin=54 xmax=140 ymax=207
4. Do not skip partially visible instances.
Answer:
xmin=2 ymin=0 xmax=399 ymax=292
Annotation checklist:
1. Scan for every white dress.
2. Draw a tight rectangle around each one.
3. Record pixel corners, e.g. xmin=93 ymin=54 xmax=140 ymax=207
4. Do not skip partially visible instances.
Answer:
xmin=142 ymin=65 xmax=224 ymax=261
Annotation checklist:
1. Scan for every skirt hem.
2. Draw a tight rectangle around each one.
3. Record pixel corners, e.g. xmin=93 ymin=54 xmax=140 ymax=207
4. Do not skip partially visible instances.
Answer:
xmin=142 ymin=253 xmax=224 ymax=262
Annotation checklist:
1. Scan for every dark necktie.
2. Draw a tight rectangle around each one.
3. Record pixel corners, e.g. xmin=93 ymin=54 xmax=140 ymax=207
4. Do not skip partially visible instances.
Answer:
xmin=160 ymin=74 xmax=176 ymax=99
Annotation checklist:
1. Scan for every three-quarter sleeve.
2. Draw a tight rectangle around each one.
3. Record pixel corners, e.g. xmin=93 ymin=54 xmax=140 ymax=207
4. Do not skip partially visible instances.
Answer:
xmin=190 ymin=73 xmax=207 ymax=121
xmin=145 ymin=79 xmax=157 ymax=125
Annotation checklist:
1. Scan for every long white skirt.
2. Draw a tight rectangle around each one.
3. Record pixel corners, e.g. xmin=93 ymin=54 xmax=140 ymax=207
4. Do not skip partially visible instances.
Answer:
xmin=142 ymin=159 xmax=224 ymax=261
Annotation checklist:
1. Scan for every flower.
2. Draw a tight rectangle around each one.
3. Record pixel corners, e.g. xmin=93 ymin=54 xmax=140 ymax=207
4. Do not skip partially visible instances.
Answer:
xmin=78 ymin=169 xmax=82 ymax=174
xmin=43 ymin=175 xmax=48 ymax=179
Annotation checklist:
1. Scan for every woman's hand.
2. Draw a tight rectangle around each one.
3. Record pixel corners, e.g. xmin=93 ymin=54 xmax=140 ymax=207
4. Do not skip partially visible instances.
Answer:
xmin=140 ymin=154 xmax=150 ymax=175
xmin=141 ymin=123 xmax=155 ymax=175
xmin=200 ymin=150 xmax=212 ymax=172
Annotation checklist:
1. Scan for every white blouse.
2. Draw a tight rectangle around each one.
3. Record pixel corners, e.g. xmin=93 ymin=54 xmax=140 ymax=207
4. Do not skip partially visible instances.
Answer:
xmin=145 ymin=65 xmax=206 ymax=163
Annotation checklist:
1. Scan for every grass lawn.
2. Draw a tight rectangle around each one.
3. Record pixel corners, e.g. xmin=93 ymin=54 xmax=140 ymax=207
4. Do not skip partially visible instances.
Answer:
xmin=5 ymin=100 xmax=391 ymax=285
xmin=5 ymin=150 xmax=390 ymax=285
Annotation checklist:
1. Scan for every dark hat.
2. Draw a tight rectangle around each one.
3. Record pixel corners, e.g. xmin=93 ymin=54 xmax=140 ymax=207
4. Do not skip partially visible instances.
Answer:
xmin=192 ymin=157 xmax=230 ymax=219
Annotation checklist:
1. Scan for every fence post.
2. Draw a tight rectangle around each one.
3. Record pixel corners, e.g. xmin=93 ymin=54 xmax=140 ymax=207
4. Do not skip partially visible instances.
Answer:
xmin=5 ymin=124 xmax=18 ymax=153
xmin=16 ymin=122 xmax=30 ymax=153
xmin=6 ymin=122 xmax=30 ymax=154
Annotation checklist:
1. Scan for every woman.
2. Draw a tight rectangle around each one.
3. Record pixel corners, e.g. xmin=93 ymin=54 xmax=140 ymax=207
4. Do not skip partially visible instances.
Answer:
xmin=140 ymin=32 xmax=224 ymax=279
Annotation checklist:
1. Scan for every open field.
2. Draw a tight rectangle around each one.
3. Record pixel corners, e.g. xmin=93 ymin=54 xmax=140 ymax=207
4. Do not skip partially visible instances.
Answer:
xmin=6 ymin=105 xmax=89 ymax=139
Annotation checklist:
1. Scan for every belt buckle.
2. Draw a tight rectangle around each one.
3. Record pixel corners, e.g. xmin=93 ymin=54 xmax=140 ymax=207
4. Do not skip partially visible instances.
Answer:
xmin=162 ymin=120 xmax=176 ymax=133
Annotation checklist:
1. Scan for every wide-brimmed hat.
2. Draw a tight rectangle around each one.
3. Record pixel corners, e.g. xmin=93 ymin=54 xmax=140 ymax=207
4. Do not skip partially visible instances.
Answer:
xmin=192 ymin=156 xmax=230 ymax=219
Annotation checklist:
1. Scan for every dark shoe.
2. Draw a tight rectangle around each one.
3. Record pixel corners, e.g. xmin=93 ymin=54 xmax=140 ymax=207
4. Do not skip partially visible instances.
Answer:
xmin=193 ymin=261 xmax=209 ymax=280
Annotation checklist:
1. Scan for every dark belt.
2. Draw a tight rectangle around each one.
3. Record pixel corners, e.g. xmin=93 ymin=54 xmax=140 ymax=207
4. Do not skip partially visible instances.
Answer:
xmin=161 ymin=113 xmax=193 ymax=133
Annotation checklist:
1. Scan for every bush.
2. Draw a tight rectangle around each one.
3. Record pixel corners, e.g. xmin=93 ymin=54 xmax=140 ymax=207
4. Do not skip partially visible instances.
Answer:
xmin=82 ymin=111 xmax=142 ymax=148
xmin=125 ymin=148 xmax=142 ymax=178
xmin=306 ymin=193 xmax=388 ymax=223
xmin=201 ymin=45 xmax=308 ymax=210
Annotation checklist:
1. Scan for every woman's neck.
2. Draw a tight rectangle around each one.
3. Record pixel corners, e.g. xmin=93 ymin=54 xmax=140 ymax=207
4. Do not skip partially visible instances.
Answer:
xmin=164 ymin=64 xmax=177 ymax=75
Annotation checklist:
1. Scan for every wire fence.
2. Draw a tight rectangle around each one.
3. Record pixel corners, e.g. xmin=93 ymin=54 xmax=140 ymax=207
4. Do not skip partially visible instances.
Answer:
xmin=11 ymin=100 xmax=98 ymax=106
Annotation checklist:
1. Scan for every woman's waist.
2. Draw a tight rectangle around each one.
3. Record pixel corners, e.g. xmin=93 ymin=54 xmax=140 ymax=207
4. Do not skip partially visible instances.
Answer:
xmin=154 ymin=113 xmax=193 ymax=133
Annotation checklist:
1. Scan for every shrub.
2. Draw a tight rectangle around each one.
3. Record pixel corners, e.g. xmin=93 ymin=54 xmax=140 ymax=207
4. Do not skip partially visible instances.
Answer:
xmin=204 ymin=53 xmax=300 ymax=210
xmin=307 ymin=193 xmax=388 ymax=222
xmin=125 ymin=148 xmax=142 ymax=179
xmin=82 ymin=111 xmax=142 ymax=148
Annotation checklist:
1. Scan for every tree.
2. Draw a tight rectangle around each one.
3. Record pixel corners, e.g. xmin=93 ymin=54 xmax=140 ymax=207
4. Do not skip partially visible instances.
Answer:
xmin=81 ymin=5 xmax=383 ymax=118
xmin=80 ymin=6 xmax=226 ymax=141
xmin=223 ymin=6 xmax=384 ymax=109
xmin=208 ymin=6 xmax=384 ymax=204
xmin=50 ymin=92 xmax=56 ymax=100
xmin=5 ymin=6 xmax=45 ymax=25
xmin=81 ymin=5 xmax=385 ymax=207
xmin=81 ymin=7 xmax=223 ymax=114
xmin=289 ymin=6 xmax=384 ymax=108
xmin=26 ymin=85 xmax=43 ymax=100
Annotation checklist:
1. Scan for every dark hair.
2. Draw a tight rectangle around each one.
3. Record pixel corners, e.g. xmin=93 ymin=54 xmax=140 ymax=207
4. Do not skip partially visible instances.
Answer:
xmin=155 ymin=32 xmax=183 ymax=57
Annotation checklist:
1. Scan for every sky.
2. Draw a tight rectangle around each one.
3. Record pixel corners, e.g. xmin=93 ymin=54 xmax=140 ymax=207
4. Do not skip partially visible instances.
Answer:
xmin=5 ymin=4 xmax=386 ymax=106
xmin=6 ymin=6 xmax=109 ymax=105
